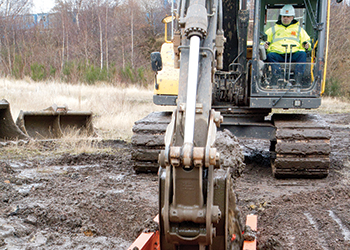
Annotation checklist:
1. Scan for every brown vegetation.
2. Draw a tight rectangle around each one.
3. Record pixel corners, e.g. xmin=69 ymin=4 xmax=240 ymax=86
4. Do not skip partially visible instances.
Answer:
xmin=0 ymin=0 xmax=170 ymax=85
xmin=0 ymin=0 xmax=349 ymax=97
xmin=1 ymin=79 xmax=169 ymax=141
xmin=327 ymin=1 xmax=350 ymax=97
xmin=1 ymin=78 xmax=348 ymax=142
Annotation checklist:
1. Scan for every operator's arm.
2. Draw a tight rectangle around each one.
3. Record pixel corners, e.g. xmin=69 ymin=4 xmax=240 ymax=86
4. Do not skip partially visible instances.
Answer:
xmin=300 ymin=28 xmax=311 ymax=50
xmin=264 ymin=27 xmax=273 ymax=50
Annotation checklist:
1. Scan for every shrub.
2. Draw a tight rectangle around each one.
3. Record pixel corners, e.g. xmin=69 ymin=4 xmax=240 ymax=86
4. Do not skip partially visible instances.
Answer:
xmin=12 ymin=54 xmax=26 ymax=79
xmin=62 ymin=61 xmax=82 ymax=83
xmin=49 ymin=65 xmax=56 ymax=78
xmin=62 ymin=61 xmax=74 ymax=79
xmin=120 ymin=64 xmax=135 ymax=83
xmin=84 ymin=65 xmax=111 ymax=84
xmin=119 ymin=64 xmax=152 ymax=86
xmin=84 ymin=65 xmax=101 ymax=84
xmin=324 ymin=77 xmax=342 ymax=97
xmin=84 ymin=65 xmax=98 ymax=84
xmin=137 ymin=67 xmax=146 ymax=83
xmin=31 ymin=63 xmax=47 ymax=81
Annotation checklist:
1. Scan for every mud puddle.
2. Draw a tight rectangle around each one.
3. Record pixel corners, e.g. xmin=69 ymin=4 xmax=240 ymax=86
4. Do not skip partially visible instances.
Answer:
xmin=0 ymin=150 xmax=158 ymax=249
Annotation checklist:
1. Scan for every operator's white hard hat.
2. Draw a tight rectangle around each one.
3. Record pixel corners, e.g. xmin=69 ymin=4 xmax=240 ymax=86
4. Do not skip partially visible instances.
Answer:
xmin=280 ymin=4 xmax=295 ymax=16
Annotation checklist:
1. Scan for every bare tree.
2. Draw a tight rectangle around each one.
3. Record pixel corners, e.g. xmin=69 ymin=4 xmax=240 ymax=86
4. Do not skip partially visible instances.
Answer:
xmin=74 ymin=0 xmax=84 ymax=29
xmin=0 ymin=0 xmax=168 ymax=83
xmin=327 ymin=1 xmax=350 ymax=94
xmin=0 ymin=0 xmax=31 ymax=75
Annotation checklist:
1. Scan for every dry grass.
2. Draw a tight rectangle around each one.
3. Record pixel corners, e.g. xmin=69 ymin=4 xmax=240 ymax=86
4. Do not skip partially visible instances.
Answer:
xmin=319 ymin=96 xmax=350 ymax=113
xmin=271 ymin=96 xmax=350 ymax=115
xmin=0 ymin=78 xmax=169 ymax=141
xmin=0 ymin=139 xmax=117 ymax=160
xmin=1 ymin=78 xmax=349 ymax=155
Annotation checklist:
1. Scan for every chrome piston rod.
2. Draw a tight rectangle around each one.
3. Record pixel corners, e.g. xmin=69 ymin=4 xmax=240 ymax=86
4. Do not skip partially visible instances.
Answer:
xmin=184 ymin=35 xmax=201 ymax=145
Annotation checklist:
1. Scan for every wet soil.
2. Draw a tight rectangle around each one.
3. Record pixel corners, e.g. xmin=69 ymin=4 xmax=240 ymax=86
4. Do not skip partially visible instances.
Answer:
xmin=237 ymin=113 xmax=350 ymax=250
xmin=0 ymin=146 xmax=158 ymax=249
xmin=0 ymin=113 xmax=350 ymax=249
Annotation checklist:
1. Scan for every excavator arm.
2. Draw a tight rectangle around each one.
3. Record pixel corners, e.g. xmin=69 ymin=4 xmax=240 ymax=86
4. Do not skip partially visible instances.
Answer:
xmin=159 ymin=0 xmax=222 ymax=248
xmin=130 ymin=0 xmax=256 ymax=249
xmin=157 ymin=0 xmax=243 ymax=249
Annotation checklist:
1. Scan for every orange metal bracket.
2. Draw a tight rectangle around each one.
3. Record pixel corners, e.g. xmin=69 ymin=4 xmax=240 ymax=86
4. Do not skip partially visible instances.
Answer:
xmin=127 ymin=231 xmax=160 ymax=250
xmin=127 ymin=216 xmax=160 ymax=250
xmin=128 ymin=214 xmax=257 ymax=250
xmin=242 ymin=214 xmax=258 ymax=250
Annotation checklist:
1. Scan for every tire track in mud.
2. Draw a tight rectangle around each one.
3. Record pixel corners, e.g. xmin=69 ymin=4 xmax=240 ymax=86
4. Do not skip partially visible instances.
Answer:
xmin=328 ymin=210 xmax=350 ymax=241
xmin=304 ymin=212 xmax=330 ymax=250
xmin=256 ymin=199 xmax=350 ymax=249
xmin=325 ymin=113 xmax=350 ymax=172
xmin=302 ymin=208 xmax=350 ymax=249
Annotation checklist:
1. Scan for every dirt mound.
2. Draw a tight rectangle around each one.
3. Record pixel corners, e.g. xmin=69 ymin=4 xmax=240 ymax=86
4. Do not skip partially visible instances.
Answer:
xmin=51 ymin=152 xmax=126 ymax=167
xmin=215 ymin=129 xmax=245 ymax=177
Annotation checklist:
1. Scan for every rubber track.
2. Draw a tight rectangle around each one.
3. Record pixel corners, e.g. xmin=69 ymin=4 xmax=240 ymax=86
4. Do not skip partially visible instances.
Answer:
xmin=271 ymin=114 xmax=331 ymax=178
xmin=131 ymin=111 xmax=172 ymax=173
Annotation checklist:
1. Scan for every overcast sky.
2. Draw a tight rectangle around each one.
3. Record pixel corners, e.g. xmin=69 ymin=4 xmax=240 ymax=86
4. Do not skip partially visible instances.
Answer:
xmin=30 ymin=0 xmax=350 ymax=14
xmin=32 ymin=0 xmax=55 ymax=13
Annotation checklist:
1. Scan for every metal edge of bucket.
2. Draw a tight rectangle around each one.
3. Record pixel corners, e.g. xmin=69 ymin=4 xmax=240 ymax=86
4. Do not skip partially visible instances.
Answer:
xmin=0 ymin=100 xmax=29 ymax=141
xmin=16 ymin=110 xmax=96 ymax=139
xmin=16 ymin=111 xmax=63 ymax=139
xmin=59 ymin=111 xmax=95 ymax=137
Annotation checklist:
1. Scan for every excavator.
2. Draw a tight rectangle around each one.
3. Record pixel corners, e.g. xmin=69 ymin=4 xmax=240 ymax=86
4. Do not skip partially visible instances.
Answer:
xmin=131 ymin=0 xmax=339 ymax=248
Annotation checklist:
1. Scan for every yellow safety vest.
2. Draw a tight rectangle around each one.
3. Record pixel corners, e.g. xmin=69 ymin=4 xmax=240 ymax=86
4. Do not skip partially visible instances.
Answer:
xmin=265 ymin=21 xmax=310 ymax=54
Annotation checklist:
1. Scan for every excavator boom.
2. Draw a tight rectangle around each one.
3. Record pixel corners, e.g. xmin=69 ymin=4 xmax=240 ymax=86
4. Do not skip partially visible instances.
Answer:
xmin=152 ymin=0 xmax=245 ymax=249
xmin=157 ymin=0 xmax=224 ymax=248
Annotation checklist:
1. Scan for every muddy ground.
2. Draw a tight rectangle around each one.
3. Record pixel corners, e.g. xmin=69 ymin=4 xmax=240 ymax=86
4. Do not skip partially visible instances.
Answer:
xmin=0 ymin=113 xmax=350 ymax=250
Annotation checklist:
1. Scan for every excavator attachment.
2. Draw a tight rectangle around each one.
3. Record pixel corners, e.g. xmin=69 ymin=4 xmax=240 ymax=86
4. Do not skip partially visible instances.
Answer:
xmin=128 ymin=214 xmax=257 ymax=250
xmin=128 ymin=230 xmax=160 ymax=250
xmin=0 ymin=99 xmax=28 ymax=141
xmin=128 ymin=216 xmax=160 ymax=250
xmin=16 ymin=105 xmax=94 ymax=139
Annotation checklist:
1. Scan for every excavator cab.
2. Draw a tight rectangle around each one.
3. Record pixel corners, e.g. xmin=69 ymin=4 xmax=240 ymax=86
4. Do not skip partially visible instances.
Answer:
xmin=259 ymin=5 xmax=314 ymax=90
xmin=248 ymin=0 xmax=329 ymax=109
xmin=213 ymin=0 xmax=329 ymax=109
xmin=152 ymin=16 xmax=179 ymax=106
xmin=214 ymin=0 xmax=331 ymax=178
xmin=153 ymin=0 xmax=330 ymax=111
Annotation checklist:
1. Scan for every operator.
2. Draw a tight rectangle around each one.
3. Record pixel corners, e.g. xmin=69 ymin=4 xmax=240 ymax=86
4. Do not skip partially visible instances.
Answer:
xmin=264 ymin=4 xmax=311 ymax=85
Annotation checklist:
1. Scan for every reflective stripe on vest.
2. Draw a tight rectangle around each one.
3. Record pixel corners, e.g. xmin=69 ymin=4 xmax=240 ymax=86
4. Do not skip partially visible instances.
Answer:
xmin=271 ymin=25 xmax=302 ymax=44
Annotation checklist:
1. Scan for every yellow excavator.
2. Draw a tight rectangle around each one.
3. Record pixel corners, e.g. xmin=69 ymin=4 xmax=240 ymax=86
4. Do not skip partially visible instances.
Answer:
xmin=130 ymin=0 xmax=341 ymax=248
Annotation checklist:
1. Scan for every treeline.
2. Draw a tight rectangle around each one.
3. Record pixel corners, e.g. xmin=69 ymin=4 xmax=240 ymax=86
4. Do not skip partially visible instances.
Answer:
xmin=0 ymin=0 xmax=349 ymax=95
xmin=0 ymin=0 xmax=169 ymax=85
xmin=326 ymin=0 xmax=350 ymax=97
